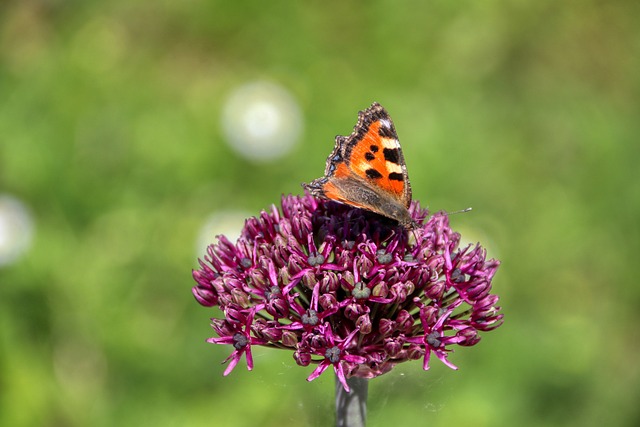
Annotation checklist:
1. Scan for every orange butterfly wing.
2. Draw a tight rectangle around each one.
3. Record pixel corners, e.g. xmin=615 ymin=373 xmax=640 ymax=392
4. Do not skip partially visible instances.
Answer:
xmin=343 ymin=111 xmax=411 ymax=207
xmin=303 ymin=103 xmax=415 ymax=228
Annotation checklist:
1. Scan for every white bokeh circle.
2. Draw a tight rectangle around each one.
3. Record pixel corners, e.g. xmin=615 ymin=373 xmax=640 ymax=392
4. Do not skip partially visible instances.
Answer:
xmin=0 ymin=194 xmax=34 ymax=267
xmin=221 ymin=82 xmax=303 ymax=162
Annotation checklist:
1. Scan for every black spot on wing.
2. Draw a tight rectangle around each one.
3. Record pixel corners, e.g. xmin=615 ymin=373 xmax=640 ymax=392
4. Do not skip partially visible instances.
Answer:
xmin=365 ymin=152 xmax=375 ymax=161
xmin=388 ymin=172 xmax=404 ymax=181
xmin=383 ymin=148 xmax=400 ymax=164
xmin=369 ymin=144 xmax=379 ymax=153
xmin=366 ymin=169 xmax=383 ymax=179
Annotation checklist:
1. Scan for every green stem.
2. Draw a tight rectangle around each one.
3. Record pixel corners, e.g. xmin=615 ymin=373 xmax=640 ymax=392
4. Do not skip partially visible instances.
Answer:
xmin=335 ymin=375 xmax=368 ymax=427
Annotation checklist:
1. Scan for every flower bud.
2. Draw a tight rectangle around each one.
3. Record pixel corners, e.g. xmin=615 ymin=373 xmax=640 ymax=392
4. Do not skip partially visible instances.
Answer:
xmin=282 ymin=330 xmax=299 ymax=347
xmin=344 ymin=302 xmax=367 ymax=321
xmin=224 ymin=306 xmax=245 ymax=325
xmin=425 ymin=280 xmax=445 ymax=300
xmin=372 ymin=282 xmax=389 ymax=298
xmin=378 ymin=318 xmax=396 ymax=336
xmin=456 ymin=327 xmax=480 ymax=346
xmin=231 ymin=288 xmax=250 ymax=308
xmin=384 ymin=338 xmax=402 ymax=357
xmin=407 ymin=344 xmax=424 ymax=360
xmin=318 ymin=293 xmax=338 ymax=311
xmin=396 ymin=310 xmax=414 ymax=333
xmin=294 ymin=350 xmax=311 ymax=366
xmin=357 ymin=314 xmax=372 ymax=335
xmin=320 ymin=272 xmax=339 ymax=293
xmin=192 ymin=286 xmax=218 ymax=307
xmin=301 ymin=270 xmax=317 ymax=289
xmin=266 ymin=297 xmax=289 ymax=319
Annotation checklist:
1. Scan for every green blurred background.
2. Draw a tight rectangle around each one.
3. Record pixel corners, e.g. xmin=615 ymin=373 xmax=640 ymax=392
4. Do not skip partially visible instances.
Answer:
xmin=1 ymin=1 xmax=639 ymax=426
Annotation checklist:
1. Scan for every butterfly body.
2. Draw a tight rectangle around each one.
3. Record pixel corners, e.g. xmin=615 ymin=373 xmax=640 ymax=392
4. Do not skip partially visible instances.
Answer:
xmin=303 ymin=103 xmax=417 ymax=229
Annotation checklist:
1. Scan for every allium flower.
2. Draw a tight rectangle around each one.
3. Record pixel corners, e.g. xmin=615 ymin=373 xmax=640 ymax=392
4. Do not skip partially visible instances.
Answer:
xmin=192 ymin=194 xmax=503 ymax=392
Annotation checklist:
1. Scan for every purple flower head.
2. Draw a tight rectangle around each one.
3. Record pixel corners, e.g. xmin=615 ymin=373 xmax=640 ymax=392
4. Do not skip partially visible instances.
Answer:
xmin=193 ymin=194 xmax=503 ymax=391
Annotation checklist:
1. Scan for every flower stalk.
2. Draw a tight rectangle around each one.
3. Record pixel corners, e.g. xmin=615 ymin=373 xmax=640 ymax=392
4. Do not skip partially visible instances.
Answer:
xmin=336 ymin=375 xmax=368 ymax=427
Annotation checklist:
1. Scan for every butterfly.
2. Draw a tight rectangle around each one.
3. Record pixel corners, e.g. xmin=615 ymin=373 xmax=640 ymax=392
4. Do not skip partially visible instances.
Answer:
xmin=303 ymin=102 xmax=418 ymax=229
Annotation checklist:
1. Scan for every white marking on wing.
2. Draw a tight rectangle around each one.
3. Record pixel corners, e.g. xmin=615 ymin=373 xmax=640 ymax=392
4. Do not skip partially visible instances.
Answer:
xmin=381 ymin=138 xmax=399 ymax=149
xmin=386 ymin=162 xmax=403 ymax=173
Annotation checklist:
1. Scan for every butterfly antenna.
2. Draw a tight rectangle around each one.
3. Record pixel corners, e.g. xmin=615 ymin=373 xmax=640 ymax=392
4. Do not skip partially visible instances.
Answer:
xmin=443 ymin=207 xmax=473 ymax=216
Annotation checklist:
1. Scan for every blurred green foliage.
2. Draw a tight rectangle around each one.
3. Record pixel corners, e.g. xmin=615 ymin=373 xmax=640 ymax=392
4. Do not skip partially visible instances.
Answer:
xmin=1 ymin=0 xmax=639 ymax=426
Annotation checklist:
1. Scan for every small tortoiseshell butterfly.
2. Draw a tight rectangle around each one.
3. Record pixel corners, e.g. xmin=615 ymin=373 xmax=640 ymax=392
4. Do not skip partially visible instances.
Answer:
xmin=303 ymin=102 xmax=418 ymax=229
